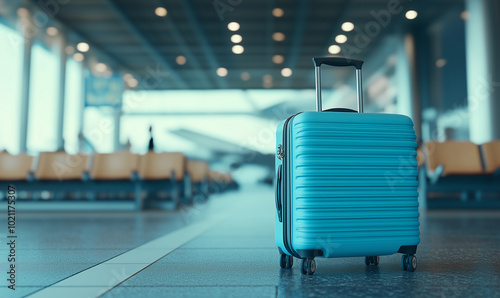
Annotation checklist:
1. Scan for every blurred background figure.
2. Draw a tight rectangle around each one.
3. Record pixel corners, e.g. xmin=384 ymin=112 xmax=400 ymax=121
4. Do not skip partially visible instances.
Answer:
xmin=123 ymin=138 xmax=132 ymax=152
xmin=148 ymin=125 xmax=154 ymax=151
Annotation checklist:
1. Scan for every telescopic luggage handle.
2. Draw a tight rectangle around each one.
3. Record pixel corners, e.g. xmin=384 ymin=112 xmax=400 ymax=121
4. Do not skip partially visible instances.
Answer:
xmin=312 ymin=57 xmax=364 ymax=113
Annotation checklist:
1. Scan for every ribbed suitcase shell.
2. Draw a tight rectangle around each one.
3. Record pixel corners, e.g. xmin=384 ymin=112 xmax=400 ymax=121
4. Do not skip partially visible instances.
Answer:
xmin=275 ymin=111 xmax=420 ymax=258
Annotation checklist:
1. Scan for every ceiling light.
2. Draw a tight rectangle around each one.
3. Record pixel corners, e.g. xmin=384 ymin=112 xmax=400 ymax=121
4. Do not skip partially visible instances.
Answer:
xmin=241 ymin=72 xmax=250 ymax=81
xmin=73 ymin=53 xmax=84 ymax=62
xmin=65 ymin=45 xmax=74 ymax=55
xmin=155 ymin=7 xmax=167 ymax=17
xmin=17 ymin=7 xmax=29 ymax=17
xmin=263 ymin=74 xmax=272 ymax=82
xmin=272 ymin=8 xmax=284 ymax=17
xmin=341 ymin=22 xmax=354 ymax=32
xmin=123 ymin=73 xmax=134 ymax=81
xmin=272 ymin=55 xmax=284 ymax=64
xmin=272 ymin=32 xmax=285 ymax=42
xmin=461 ymin=11 xmax=469 ymax=20
xmin=231 ymin=34 xmax=242 ymax=43
xmin=228 ymin=22 xmax=240 ymax=31
xmin=263 ymin=81 xmax=273 ymax=88
xmin=176 ymin=55 xmax=186 ymax=65
xmin=127 ymin=78 xmax=138 ymax=88
xmin=335 ymin=34 xmax=347 ymax=44
xmin=76 ymin=42 xmax=89 ymax=52
xmin=217 ymin=67 xmax=228 ymax=77
xmin=328 ymin=45 xmax=341 ymax=54
xmin=281 ymin=68 xmax=292 ymax=77
xmin=435 ymin=59 xmax=447 ymax=68
xmin=232 ymin=45 xmax=244 ymax=54
xmin=46 ymin=26 xmax=58 ymax=36
xmin=405 ymin=10 xmax=418 ymax=20
xmin=95 ymin=63 xmax=107 ymax=72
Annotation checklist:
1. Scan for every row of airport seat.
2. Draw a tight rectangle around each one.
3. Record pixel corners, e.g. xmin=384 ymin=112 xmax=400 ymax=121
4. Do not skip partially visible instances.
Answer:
xmin=419 ymin=140 xmax=500 ymax=207
xmin=423 ymin=140 xmax=500 ymax=175
xmin=0 ymin=151 xmax=238 ymax=210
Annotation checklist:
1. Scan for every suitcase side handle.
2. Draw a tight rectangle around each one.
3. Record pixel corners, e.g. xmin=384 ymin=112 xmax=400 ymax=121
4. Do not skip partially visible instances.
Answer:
xmin=275 ymin=165 xmax=283 ymax=222
xmin=313 ymin=57 xmax=364 ymax=113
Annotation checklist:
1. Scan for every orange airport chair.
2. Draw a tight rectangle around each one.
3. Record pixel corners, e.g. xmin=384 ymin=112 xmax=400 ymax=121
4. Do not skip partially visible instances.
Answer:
xmin=187 ymin=160 xmax=209 ymax=183
xmin=423 ymin=141 xmax=500 ymax=206
xmin=424 ymin=141 xmax=483 ymax=177
xmin=35 ymin=152 xmax=88 ymax=181
xmin=0 ymin=152 xmax=34 ymax=181
xmin=138 ymin=152 xmax=186 ymax=208
xmin=28 ymin=152 xmax=89 ymax=201
xmin=90 ymin=152 xmax=138 ymax=180
xmin=186 ymin=160 xmax=209 ymax=198
xmin=88 ymin=152 xmax=142 ymax=209
xmin=138 ymin=152 xmax=185 ymax=181
xmin=481 ymin=140 xmax=500 ymax=174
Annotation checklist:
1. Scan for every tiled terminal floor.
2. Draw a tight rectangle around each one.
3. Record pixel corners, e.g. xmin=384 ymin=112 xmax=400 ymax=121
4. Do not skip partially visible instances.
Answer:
xmin=1 ymin=186 xmax=500 ymax=297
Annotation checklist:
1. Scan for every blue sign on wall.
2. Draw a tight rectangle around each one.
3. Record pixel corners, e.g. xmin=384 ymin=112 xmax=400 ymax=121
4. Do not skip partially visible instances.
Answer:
xmin=85 ymin=73 xmax=124 ymax=107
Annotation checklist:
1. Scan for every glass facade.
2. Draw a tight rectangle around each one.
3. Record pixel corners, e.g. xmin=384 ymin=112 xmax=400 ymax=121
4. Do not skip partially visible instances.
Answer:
xmin=0 ymin=23 xmax=23 ymax=154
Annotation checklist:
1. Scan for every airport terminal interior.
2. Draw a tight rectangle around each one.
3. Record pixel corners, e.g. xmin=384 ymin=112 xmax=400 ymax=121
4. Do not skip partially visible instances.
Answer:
xmin=0 ymin=0 xmax=500 ymax=297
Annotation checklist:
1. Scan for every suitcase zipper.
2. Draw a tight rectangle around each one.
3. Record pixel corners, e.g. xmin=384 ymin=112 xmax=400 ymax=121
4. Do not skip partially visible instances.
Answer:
xmin=281 ymin=113 xmax=302 ymax=259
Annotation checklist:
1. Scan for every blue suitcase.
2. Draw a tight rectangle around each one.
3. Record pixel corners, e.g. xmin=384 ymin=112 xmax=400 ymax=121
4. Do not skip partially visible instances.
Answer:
xmin=275 ymin=57 xmax=420 ymax=275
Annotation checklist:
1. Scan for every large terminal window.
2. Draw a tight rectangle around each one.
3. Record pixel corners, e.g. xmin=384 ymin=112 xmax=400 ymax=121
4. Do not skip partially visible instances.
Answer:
xmin=27 ymin=42 xmax=59 ymax=153
xmin=0 ymin=23 xmax=23 ymax=154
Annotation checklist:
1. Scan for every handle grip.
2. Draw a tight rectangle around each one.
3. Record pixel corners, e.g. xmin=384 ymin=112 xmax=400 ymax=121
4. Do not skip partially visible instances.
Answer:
xmin=324 ymin=108 xmax=357 ymax=113
xmin=312 ymin=57 xmax=364 ymax=69
xmin=275 ymin=165 xmax=283 ymax=222
xmin=313 ymin=56 xmax=364 ymax=113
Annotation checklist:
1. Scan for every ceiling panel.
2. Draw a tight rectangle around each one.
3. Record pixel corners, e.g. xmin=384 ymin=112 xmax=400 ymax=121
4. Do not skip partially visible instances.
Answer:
xmin=36 ymin=0 xmax=464 ymax=89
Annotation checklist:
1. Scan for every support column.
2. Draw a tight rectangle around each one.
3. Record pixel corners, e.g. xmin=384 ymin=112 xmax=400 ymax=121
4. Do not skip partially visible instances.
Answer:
xmin=465 ymin=0 xmax=500 ymax=143
xmin=55 ymin=33 xmax=68 ymax=151
xmin=18 ymin=13 xmax=34 ymax=153
xmin=396 ymin=33 xmax=422 ymax=143
xmin=78 ymin=65 xmax=87 ymax=135
xmin=113 ymin=108 xmax=122 ymax=151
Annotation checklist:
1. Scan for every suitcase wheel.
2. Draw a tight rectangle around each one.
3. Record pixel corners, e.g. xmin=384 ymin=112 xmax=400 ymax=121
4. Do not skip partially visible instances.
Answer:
xmin=365 ymin=256 xmax=379 ymax=266
xmin=279 ymin=253 xmax=293 ymax=269
xmin=401 ymin=254 xmax=417 ymax=272
xmin=300 ymin=258 xmax=316 ymax=275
